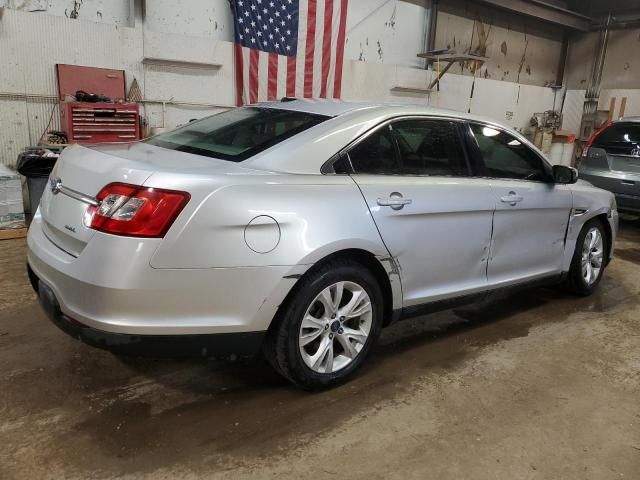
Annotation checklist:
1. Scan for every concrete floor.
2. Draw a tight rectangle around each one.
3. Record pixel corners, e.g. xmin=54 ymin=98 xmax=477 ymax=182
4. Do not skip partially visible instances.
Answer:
xmin=1 ymin=222 xmax=639 ymax=480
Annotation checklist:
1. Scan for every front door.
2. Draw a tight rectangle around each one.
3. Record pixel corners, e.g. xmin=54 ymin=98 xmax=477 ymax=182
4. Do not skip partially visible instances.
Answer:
xmin=348 ymin=118 xmax=496 ymax=306
xmin=467 ymin=123 xmax=573 ymax=286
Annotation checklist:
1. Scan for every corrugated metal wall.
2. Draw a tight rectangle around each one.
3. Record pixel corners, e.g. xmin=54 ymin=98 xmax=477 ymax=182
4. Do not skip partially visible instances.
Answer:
xmin=0 ymin=9 xmax=130 ymax=168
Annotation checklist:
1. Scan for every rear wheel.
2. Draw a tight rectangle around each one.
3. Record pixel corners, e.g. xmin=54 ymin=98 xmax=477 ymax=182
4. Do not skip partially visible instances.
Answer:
xmin=567 ymin=218 xmax=608 ymax=296
xmin=264 ymin=259 xmax=383 ymax=390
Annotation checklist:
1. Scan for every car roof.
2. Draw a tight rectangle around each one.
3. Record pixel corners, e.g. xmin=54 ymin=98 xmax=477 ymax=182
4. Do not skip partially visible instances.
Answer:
xmin=257 ymin=98 xmax=499 ymax=125
xmin=246 ymin=99 xmax=546 ymax=174
xmin=616 ymin=116 xmax=640 ymax=123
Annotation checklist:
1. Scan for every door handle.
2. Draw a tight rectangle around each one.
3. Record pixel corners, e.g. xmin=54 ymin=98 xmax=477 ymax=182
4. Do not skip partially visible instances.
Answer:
xmin=621 ymin=180 xmax=635 ymax=186
xmin=500 ymin=191 xmax=523 ymax=206
xmin=377 ymin=195 xmax=412 ymax=210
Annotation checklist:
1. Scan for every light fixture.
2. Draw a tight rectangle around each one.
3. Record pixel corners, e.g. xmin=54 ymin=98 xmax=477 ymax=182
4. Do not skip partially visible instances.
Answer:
xmin=482 ymin=127 xmax=500 ymax=137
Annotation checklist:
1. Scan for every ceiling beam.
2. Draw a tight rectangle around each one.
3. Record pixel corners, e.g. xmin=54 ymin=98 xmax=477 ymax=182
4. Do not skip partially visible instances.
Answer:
xmin=474 ymin=0 xmax=592 ymax=31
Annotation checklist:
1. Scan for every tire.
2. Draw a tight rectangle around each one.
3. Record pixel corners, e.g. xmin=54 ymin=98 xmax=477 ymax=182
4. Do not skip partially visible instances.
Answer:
xmin=566 ymin=218 xmax=608 ymax=296
xmin=263 ymin=258 xmax=384 ymax=390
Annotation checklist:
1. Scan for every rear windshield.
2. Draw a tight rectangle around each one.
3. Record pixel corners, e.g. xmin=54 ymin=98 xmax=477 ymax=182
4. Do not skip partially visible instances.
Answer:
xmin=594 ymin=122 xmax=640 ymax=146
xmin=146 ymin=107 xmax=329 ymax=161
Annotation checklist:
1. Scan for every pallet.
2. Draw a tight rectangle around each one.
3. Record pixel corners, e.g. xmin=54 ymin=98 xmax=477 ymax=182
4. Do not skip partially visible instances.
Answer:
xmin=0 ymin=227 xmax=27 ymax=240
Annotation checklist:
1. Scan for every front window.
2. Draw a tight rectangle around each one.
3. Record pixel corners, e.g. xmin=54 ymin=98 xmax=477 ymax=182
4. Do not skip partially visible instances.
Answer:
xmin=146 ymin=107 xmax=329 ymax=161
xmin=470 ymin=123 xmax=550 ymax=182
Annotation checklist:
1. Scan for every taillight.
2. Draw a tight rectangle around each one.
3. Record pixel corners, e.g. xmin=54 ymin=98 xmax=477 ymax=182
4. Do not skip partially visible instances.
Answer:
xmin=86 ymin=183 xmax=190 ymax=237
xmin=582 ymin=121 xmax=612 ymax=158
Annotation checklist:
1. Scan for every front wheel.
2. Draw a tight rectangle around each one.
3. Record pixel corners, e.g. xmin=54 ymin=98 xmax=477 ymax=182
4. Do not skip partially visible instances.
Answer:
xmin=566 ymin=218 xmax=608 ymax=296
xmin=264 ymin=259 xmax=383 ymax=390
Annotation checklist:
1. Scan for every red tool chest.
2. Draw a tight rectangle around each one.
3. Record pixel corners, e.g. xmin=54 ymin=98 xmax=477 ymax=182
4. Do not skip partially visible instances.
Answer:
xmin=60 ymin=102 xmax=140 ymax=143
xmin=56 ymin=64 xmax=141 ymax=144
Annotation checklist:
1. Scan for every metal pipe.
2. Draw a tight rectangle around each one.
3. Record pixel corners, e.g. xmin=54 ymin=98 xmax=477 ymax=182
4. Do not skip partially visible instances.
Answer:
xmin=425 ymin=0 xmax=438 ymax=69
xmin=0 ymin=92 xmax=57 ymax=101
xmin=555 ymin=32 xmax=569 ymax=88
xmin=474 ymin=0 xmax=591 ymax=31
xmin=0 ymin=93 xmax=232 ymax=109
xmin=141 ymin=99 xmax=233 ymax=108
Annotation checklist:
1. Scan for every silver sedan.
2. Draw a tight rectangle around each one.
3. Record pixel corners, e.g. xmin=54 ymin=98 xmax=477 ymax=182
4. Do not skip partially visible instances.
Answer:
xmin=27 ymin=100 xmax=618 ymax=389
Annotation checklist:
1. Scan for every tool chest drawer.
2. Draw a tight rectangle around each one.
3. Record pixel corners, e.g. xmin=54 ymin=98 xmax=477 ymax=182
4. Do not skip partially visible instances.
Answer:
xmin=60 ymin=102 xmax=140 ymax=143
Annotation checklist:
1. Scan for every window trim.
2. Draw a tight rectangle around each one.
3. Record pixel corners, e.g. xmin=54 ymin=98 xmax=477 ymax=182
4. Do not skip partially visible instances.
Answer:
xmin=464 ymin=120 xmax=555 ymax=184
xmin=321 ymin=115 xmax=472 ymax=177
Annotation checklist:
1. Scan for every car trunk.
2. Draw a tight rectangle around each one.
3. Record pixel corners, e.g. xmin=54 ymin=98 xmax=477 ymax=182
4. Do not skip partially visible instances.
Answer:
xmin=582 ymin=146 xmax=640 ymax=198
xmin=38 ymin=142 xmax=257 ymax=257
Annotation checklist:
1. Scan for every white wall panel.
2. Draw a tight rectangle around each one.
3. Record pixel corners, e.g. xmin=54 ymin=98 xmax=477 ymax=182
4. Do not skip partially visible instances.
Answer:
xmin=1 ymin=0 xmax=131 ymax=26
xmin=598 ymin=90 xmax=640 ymax=119
xmin=0 ymin=100 xmax=30 ymax=169
xmin=345 ymin=0 xmax=429 ymax=68
xmin=144 ymin=0 xmax=233 ymax=40
xmin=510 ymin=83 xmax=557 ymax=130
xmin=562 ymin=89 xmax=586 ymax=136
xmin=469 ymin=78 xmax=519 ymax=125
xmin=428 ymin=73 xmax=474 ymax=113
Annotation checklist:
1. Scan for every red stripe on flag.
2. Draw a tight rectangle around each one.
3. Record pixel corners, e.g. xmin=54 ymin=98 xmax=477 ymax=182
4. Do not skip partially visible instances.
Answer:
xmin=267 ymin=52 xmax=278 ymax=100
xmin=304 ymin=0 xmax=317 ymax=98
xmin=286 ymin=56 xmax=296 ymax=97
xmin=234 ymin=44 xmax=244 ymax=106
xmin=333 ymin=0 xmax=348 ymax=98
xmin=249 ymin=49 xmax=259 ymax=104
xmin=320 ymin=0 xmax=334 ymax=98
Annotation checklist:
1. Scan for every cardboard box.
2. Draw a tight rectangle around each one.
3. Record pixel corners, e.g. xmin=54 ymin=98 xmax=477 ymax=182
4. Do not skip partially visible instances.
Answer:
xmin=0 ymin=165 xmax=26 ymax=230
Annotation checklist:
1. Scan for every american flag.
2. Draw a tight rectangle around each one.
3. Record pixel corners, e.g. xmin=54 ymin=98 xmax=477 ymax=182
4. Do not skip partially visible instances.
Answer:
xmin=231 ymin=0 xmax=348 ymax=105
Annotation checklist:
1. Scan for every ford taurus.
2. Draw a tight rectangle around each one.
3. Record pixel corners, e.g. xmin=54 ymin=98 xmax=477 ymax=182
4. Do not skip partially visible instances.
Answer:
xmin=27 ymin=100 xmax=618 ymax=389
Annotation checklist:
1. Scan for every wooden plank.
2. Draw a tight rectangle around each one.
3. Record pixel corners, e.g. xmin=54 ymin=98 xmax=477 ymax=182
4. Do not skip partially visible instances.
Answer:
xmin=390 ymin=86 xmax=433 ymax=95
xmin=142 ymin=57 xmax=223 ymax=70
xmin=0 ymin=228 xmax=27 ymax=240
xmin=417 ymin=53 xmax=489 ymax=62
xmin=608 ymin=97 xmax=616 ymax=121
xmin=620 ymin=97 xmax=627 ymax=118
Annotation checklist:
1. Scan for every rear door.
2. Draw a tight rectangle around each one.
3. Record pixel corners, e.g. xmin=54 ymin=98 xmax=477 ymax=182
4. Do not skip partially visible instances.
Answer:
xmin=466 ymin=122 xmax=572 ymax=286
xmin=348 ymin=117 xmax=495 ymax=306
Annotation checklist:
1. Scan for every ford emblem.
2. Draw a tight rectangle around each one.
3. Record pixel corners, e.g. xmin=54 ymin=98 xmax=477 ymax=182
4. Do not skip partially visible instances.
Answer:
xmin=50 ymin=177 xmax=62 ymax=195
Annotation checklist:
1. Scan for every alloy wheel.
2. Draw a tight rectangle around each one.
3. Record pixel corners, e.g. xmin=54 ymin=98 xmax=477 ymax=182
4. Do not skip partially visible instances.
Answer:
xmin=581 ymin=227 xmax=604 ymax=286
xmin=298 ymin=281 xmax=373 ymax=374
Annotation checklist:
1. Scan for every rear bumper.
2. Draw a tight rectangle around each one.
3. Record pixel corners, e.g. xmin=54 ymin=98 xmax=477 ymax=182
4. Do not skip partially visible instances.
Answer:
xmin=613 ymin=193 xmax=640 ymax=214
xmin=33 ymin=274 xmax=264 ymax=357
xmin=27 ymin=213 xmax=306 ymax=338
xmin=579 ymin=171 xmax=640 ymax=213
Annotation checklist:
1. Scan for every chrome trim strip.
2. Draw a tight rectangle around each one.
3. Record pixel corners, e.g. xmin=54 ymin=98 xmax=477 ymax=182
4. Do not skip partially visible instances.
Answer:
xmin=610 ymin=153 xmax=640 ymax=159
xmin=572 ymin=208 xmax=588 ymax=216
xmin=58 ymin=185 xmax=100 ymax=207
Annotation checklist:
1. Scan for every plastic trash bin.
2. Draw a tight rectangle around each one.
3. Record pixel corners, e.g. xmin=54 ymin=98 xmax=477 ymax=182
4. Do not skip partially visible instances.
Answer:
xmin=16 ymin=149 xmax=60 ymax=215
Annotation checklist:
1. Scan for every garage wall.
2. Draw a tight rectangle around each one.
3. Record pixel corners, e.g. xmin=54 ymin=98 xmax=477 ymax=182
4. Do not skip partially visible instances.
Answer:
xmin=0 ymin=0 xmax=561 ymax=169
xmin=562 ymin=27 xmax=640 ymax=136
xmin=434 ymin=0 xmax=565 ymax=87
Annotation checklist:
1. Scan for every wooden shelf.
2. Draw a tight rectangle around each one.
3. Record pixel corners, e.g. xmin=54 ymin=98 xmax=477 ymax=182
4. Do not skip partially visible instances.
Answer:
xmin=390 ymin=86 xmax=433 ymax=95
xmin=417 ymin=53 xmax=489 ymax=62
xmin=142 ymin=57 xmax=223 ymax=70
xmin=416 ymin=53 xmax=490 ymax=90
xmin=0 ymin=227 xmax=27 ymax=241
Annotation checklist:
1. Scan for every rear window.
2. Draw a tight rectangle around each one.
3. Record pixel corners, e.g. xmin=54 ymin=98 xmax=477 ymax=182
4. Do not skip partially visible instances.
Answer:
xmin=146 ymin=107 xmax=329 ymax=161
xmin=594 ymin=123 xmax=640 ymax=146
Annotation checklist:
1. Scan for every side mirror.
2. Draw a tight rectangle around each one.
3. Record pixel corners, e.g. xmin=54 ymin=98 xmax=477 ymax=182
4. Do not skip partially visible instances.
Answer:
xmin=553 ymin=165 xmax=578 ymax=184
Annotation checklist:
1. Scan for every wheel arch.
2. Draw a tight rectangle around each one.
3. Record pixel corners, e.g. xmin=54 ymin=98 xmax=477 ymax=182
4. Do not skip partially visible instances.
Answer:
xmin=272 ymin=248 xmax=400 ymax=332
